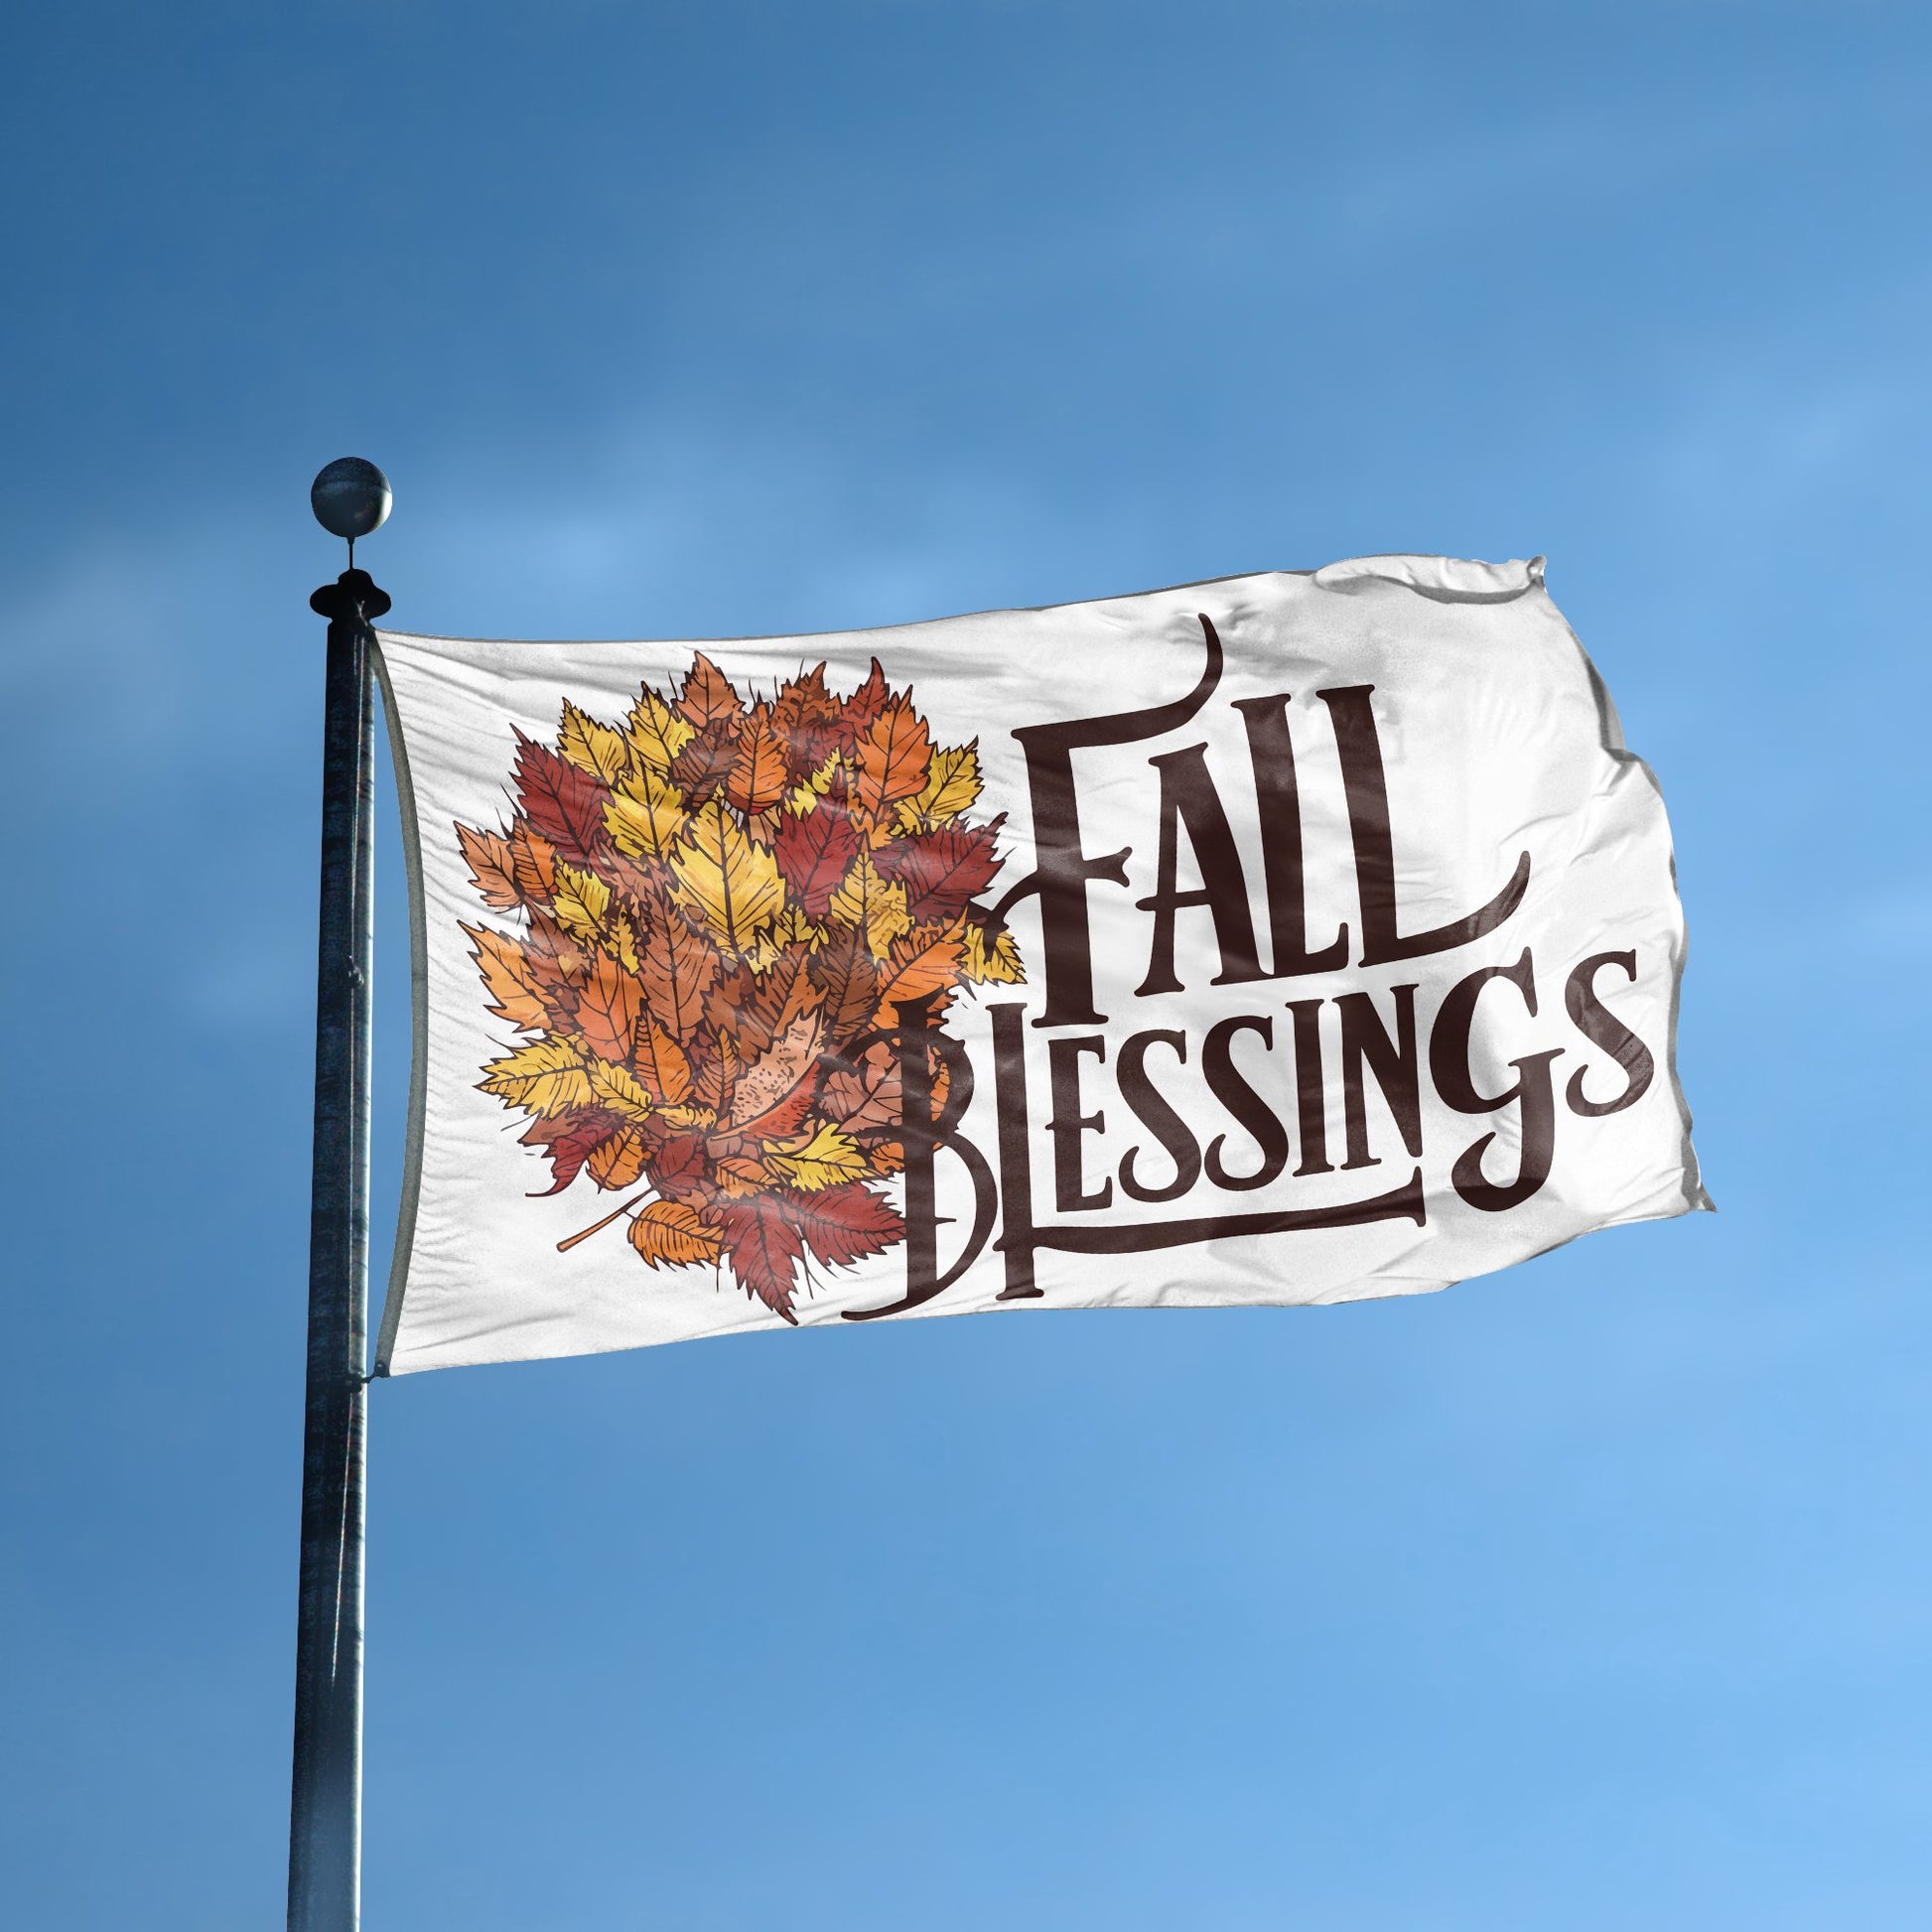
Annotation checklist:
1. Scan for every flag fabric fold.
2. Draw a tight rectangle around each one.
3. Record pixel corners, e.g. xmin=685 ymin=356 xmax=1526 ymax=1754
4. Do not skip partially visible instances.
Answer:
xmin=371 ymin=556 xmax=1707 ymax=1376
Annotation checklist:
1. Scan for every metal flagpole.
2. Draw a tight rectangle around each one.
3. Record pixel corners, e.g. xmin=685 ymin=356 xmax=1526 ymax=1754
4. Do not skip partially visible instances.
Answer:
xmin=290 ymin=459 xmax=392 ymax=1932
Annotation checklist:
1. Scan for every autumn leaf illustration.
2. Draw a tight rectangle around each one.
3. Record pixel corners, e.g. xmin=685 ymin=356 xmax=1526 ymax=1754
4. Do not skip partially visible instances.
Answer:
xmin=457 ymin=652 xmax=1023 ymax=1322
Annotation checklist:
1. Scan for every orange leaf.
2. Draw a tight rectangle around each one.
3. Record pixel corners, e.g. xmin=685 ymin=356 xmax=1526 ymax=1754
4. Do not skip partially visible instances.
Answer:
xmin=639 ymin=895 xmax=720 ymax=1039
xmin=729 ymin=1009 xmax=823 ymax=1128
xmin=874 ymin=917 xmax=967 ymax=1020
xmin=629 ymin=1200 xmax=723 ymax=1269
xmin=575 ymin=954 xmax=643 ymax=1063
xmin=510 ymin=821 xmax=559 ymax=904
xmin=726 ymin=702 xmax=790 ymax=814
xmin=467 ymin=923 xmax=552 ymax=1030
xmin=634 ymin=1019 xmax=694 ymax=1105
xmin=588 ymin=1125 xmax=649 ymax=1189
xmin=853 ymin=696 xmax=932 ymax=819
xmin=458 ymin=824 xmax=520 ymax=908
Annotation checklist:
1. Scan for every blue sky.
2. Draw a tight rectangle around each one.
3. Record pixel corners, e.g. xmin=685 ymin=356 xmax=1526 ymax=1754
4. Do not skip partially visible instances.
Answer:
xmin=3 ymin=3 xmax=1929 ymax=1926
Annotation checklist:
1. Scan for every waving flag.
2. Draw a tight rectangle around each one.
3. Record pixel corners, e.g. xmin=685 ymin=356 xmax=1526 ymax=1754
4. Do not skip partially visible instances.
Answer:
xmin=370 ymin=554 xmax=1706 ymax=1375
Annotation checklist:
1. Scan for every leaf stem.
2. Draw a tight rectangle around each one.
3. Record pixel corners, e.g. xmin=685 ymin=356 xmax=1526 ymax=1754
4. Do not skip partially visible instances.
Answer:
xmin=557 ymin=1192 xmax=647 ymax=1253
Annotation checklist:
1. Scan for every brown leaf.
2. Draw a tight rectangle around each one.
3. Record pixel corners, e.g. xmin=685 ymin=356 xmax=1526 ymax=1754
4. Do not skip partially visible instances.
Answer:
xmin=677 ymin=652 xmax=744 ymax=731
xmin=806 ymin=924 xmax=880 ymax=1042
xmin=638 ymin=896 xmax=720 ymax=1039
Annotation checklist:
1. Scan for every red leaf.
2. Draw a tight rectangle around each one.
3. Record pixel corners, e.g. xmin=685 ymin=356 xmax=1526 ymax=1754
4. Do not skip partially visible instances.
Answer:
xmin=715 ymin=1195 xmax=805 ymax=1321
xmin=873 ymin=818 xmax=1005 ymax=919
xmin=514 ymin=732 xmax=608 ymax=863
xmin=839 ymin=658 xmax=891 ymax=745
xmin=772 ymin=807 xmax=864 ymax=920
xmin=518 ymin=1111 xmax=616 ymax=1195
xmin=790 ymin=1182 xmax=904 ymax=1269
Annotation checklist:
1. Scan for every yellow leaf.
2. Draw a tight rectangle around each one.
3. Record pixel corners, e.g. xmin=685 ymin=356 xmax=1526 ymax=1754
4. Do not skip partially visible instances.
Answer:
xmin=628 ymin=1200 xmax=723 ymax=1268
xmin=897 ymin=741 xmax=981 ymax=828
xmin=552 ymin=863 xmax=612 ymax=940
xmin=605 ymin=766 xmax=687 ymax=861
xmin=480 ymin=1035 xmax=595 ymax=1117
xmin=826 ymin=851 xmax=911 ymax=959
xmin=764 ymin=1121 xmax=867 ymax=1191
xmin=466 ymin=924 xmax=551 ymax=1030
xmin=625 ymin=687 xmax=695 ymax=770
xmin=558 ymin=699 xmax=631 ymax=785
xmin=607 ymin=908 xmax=642 ymax=975
xmin=782 ymin=754 xmax=841 ymax=817
xmin=588 ymin=1057 xmax=656 ymax=1124
xmin=654 ymin=1100 xmax=720 ymax=1130
xmin=669 ymin=800 xmax=785 ymax=955
xmin=743 ymin=902 xmax=822 ymax=974
xmin=962 ymin=918 xmax=1026 ymax=985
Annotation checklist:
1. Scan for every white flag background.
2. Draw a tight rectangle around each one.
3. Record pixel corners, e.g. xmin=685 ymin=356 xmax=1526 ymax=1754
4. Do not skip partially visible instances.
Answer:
xmin=372 ymin=555 xmax=1707 ymax=1376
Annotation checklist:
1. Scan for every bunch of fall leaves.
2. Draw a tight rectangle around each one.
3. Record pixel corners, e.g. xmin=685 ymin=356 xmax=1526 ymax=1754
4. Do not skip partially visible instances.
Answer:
xmin=459 ymin=651 xmax=1023 ymax=1322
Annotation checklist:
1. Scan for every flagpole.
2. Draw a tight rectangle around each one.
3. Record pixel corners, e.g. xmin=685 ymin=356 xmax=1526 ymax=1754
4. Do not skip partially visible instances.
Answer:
xmin=290 ymin=460 xmax=391 ymax=1932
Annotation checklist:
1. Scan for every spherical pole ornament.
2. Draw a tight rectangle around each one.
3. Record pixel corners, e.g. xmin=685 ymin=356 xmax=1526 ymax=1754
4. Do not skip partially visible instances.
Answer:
xmin=311 ymin=457 xmax=392 ymax=547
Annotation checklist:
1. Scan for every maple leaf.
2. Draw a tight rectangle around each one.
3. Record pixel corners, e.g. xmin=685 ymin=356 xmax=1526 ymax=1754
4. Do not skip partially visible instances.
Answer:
xmin=763 ymin=1121 xmax=868 ymax=1191
xmin=514 ymin=732 xmax=609 ymax=862
xmin=558 ymin=700 xmax=632 ymax=786
xmin=605 ymin=766 xmax=687 ymax=862
xmin=481 ymin=1036 xmax=595 ymax=1117
xmin=467 ymin=923 xmax=553 ymax=1031
xmin=630 ymin=1200 xmax=723 ymax=1268
xmin=772 ymin=802 xmax=864 ymax=921
xmin=670 ymin=800 xmax=785 ymax=955
xmin=726 ymin=702 xmax=791 ymax=815
xmin=852 ymin=696 xmax=933 ymax=820
xmin=518 ymin=1110 xmax=613 ymax=1195
xmin=458 ymin=824 xmax=521 ymax=908
xmin=625 ymin=687 xmax=695 ymax=769
xmin=677 ymin=652 xmax=744 ymax=731
xmin=575 ymin=953 xmax=643 ymax=1063
xmin=873 ymin=819 xmax=1005 ymax=920
xmin=790 ymin=1182 xmax=905 ymax=1269
xmin=715 ymin=1195 xmax=805 ymax=1321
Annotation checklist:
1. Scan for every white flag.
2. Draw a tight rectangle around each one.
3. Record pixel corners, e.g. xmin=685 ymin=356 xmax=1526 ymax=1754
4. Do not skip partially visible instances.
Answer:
xmin=372 ymin=555 xmax=1707 ymax=1375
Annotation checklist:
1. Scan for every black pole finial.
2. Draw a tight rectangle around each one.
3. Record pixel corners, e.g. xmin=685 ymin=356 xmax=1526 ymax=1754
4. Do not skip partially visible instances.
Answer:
xmin=311 ymin=458 xmax=392 ymax=570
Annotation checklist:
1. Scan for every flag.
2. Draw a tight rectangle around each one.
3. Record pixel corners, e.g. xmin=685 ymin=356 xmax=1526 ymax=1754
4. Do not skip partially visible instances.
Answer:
xmin=371 ymin=554 xmax=1707 ymax=1375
